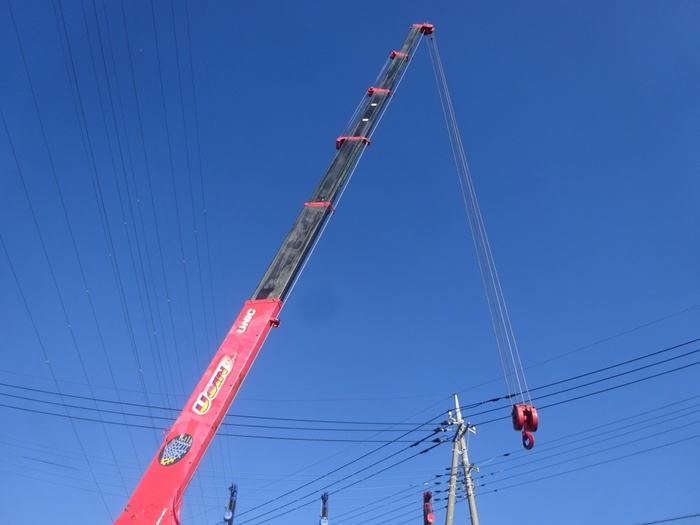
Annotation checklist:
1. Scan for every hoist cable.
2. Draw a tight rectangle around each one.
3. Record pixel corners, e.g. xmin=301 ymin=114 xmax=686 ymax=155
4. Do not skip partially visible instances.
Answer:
xmin=426 ymin=35 xmax=532 ymax=406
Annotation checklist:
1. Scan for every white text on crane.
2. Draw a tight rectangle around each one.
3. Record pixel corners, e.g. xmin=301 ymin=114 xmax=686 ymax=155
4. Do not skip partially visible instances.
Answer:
xmin=236 ymin=308 xmax=256 ymax=334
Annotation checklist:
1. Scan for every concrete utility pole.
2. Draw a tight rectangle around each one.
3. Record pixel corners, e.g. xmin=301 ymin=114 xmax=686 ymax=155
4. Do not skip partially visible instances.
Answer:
xmin=445 ymin=427 xmax=460 ymax=525
xmin=444 ymin=394 xmax=480 ymax=525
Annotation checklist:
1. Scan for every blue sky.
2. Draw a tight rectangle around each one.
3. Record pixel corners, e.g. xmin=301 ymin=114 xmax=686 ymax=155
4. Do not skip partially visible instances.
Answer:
xmin=1 ymin=1 xmax=699 ymax=524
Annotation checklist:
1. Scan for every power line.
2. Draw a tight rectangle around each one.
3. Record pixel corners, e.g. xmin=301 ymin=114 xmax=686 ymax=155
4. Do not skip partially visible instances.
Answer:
xmin=633 ymin=513 xmax=700 ymax=525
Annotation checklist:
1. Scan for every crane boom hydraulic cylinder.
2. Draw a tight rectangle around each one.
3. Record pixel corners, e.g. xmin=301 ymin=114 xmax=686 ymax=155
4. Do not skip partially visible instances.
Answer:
xmin=114 ymin=22 xmax=433 ymax=525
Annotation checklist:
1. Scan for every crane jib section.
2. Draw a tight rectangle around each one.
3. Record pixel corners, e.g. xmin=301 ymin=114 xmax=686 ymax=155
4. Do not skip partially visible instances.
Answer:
xmin=114 ymin=23 xmax=433 ymax=525
xmin=253 ymin=23 xmax=430 ymax=301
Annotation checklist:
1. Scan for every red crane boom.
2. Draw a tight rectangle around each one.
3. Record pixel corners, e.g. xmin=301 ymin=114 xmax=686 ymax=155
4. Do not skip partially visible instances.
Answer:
xmin=114 ymin=22 xmax=434 ymax=525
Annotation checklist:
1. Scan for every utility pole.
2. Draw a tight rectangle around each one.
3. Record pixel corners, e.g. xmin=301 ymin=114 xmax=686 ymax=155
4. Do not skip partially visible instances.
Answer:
xmin=223 ymin=483 xmax=237 ymax=525
xmin=445 ymin=432 xmax=460 ymax=525
xmin=444 ymin=394 xmax=480 ymax=525
xmin=454 ymin=395 xmax=479 ymax=525
xmin=319 ymin=492 xmax=329 ymax=525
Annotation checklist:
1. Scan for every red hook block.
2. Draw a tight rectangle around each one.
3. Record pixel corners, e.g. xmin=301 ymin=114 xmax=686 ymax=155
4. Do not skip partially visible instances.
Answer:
xmin=512 ymin=403 xmax=538 ymax=432
xmin=512 ymin=403 xmax=539 ymax=449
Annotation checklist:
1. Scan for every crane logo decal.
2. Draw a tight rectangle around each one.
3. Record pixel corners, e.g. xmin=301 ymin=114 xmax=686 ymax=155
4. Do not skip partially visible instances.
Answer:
xmin=192 ymin=355 xmax=237 ymax=415
xmin=236 ymin=308 xmax=256 ymax=333
xmin=159 ymin=434 xmax=193 ymax=466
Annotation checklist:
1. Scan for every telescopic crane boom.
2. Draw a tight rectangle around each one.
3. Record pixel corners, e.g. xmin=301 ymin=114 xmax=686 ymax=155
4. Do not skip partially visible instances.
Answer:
xmin=114 ymin=22 xmax=434 ymax=525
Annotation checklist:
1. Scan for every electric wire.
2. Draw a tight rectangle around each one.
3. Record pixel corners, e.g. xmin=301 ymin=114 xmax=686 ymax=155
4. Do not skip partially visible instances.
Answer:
xmin=53 ymin=0 xmax=165 ymax=453
xmin=1 ymin=32 xmax=117 ymax=514
xmin=238 ymin=436 xmax=443 ymax=525
xmin=2 ymin=337 xmax=698 ymax=436
xmin=478 ymin=431 xmax=700 ymax=495
xmin=164 ymin=2 xmax=219 ymax=512
xmin=457 ymin=338 xmax=700 ymax=423
xmin=473 ymin=393 xmax=700 ymax=471
xmin=6 ymin=0 xmax=144 ymax=495
xmin=148 ymin=0 xmax=204 ymax=385
xmin=633 ymin=513 xmax=700 ymax=525
xmin=93 ymin=0 xmax=178 ymax=416
xmin=114 ymin=0 xmax=191 ymax=413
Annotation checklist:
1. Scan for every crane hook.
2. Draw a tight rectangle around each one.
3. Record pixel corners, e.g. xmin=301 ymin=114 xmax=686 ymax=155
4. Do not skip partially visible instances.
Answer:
xmin=512 ymin=403 xmax=539 ymax=449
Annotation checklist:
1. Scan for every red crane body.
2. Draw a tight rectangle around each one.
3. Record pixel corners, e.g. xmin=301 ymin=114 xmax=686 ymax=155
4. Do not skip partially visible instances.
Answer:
xmin=114 ymin=23 xmax=434 ymax=525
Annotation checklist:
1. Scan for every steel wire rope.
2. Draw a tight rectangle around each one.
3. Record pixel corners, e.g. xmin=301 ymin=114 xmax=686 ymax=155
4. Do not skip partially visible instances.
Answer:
xmin=426 ymin=30 xmax=519 ymax=399
xmin=427 ymin=34 xmax=531 ymax=406
xmin=53 ymin=0 xmax=166 ymax=452
xmin=435 ymin=35 xmax=528 ymax=402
